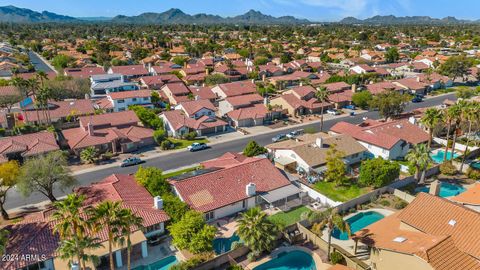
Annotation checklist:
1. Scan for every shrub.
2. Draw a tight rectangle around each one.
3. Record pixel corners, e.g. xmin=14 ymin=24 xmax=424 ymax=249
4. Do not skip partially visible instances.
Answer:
xmin=161 ymin=140 xmax=173 ymax=150
xmin=0 ymin=128 xmax=5 ymax=136
xmin=304 ymin=127 xmax=316 ymax=134
xmin=467 ymin=168 xmax=480 ymax=180
xmin=231 ymin=241 xmax=244 ymax=250
xmin=80 ymin=146 xmax=99 ymax=164
xmin=330 ymin=251 xmax=345 ymax=264
xmin=247 ymin=252 xmax=257 ymax=262
xmin=153 ymin=129 xmax=167 ymax=145
xmin=394 ymin=200 xmax=408 ymax=210
xmin=243 ymin=141 xmax=267 ymax=157
xmin=379 ymin=200 xmax=391 ymax=207
xmin=227 ymin=265 xmax=244 ymax=270
xmin=101 ymin=151 xmax=113 ymax=161
xmin=439 ymin=161 xmax=457 ymax=176
xmin=183 ymin=131 xmax=197 ymax=140
xmin=359 ymin=158 xmax=400 ymax=188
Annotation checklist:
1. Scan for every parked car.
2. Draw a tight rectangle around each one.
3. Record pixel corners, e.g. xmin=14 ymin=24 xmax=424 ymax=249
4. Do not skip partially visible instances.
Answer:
xmin=286 ymin=129 xmax=304 ymax=139
xmin=412 ymin=96 xmax=423 ymax=103
xmin=344 ymin=105 xmax=356 ymax=110
xmin=326 ymin=109 xmax=340 ymax=115
xmin=187 ymin=142 xmax=208 ymax=152
xmin=120 ymin=157 xmax=143 ymax=167
xmin=272 ymin=134 xmax=288 ymax=142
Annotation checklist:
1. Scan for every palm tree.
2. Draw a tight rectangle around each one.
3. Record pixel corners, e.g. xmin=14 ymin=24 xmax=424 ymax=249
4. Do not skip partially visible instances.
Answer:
xmin=406 ymin=144 xmax=431 ymax=184
xmin=315 ymin=86 xmax=329 ymax=131
xmin=0 ymin=229 xmax=9 ymax=255
xmin=450 ymin=102 xmax=466 ymax=159
xmin=236 ymin=207 xmax=278 ymax=256
xmin=53 ymin=194 xmax=89 ymax=270
xmin=26 ymin=77 xmax=44 ymax=125
xmin=307 ymin=208 xmax=350 ymax=261
xmin=88 ymin=201 xmax=123 ymax=270
xmin=442 ymin=106 xmax=458 ymax=162
xmin=420 ymin=108 xmax=443 ymax=149
xmin=57 ymin=237 xmax=103 ymax=270
xmin=117 ymin=209 xmax=144 ymax=270
xmin=11 ymin=77 xmax=30 ymax=124
xmin=460 ymin=102 xmax=480 ymax=172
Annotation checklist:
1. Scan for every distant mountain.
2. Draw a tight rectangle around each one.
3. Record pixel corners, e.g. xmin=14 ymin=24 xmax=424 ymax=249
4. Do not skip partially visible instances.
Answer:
xmin=111 ymin=8 xmax=309 ymax=25
xmin=0 ymin=5 xmax=78 ymax=23
xmin=78 ymin=17 xmax=113 ymax=21
xmin=339 ymin=15 xmax=473 ymax=25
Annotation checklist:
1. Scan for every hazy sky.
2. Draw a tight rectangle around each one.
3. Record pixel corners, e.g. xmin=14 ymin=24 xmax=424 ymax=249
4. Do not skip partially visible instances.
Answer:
xmin=2 ymin=0 xmax=480 ymax=21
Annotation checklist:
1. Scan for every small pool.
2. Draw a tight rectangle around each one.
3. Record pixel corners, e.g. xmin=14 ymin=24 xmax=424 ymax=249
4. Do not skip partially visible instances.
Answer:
xmin=132 ymin=256 xmax=178 ymax=270
xmin=470 ymin=161 xmax=480 ymax=170
xmin=415 ymin=182 xmax=466 ymax=198
xmin=253 ymin=250 xmax=316 ymax=270
xmin=430 ymin=150 xmax=460 ymax=164
xmin=213 ymin=233 xmax=240 ymax=254
xmin=332 ymin=211 xmax=385 ymax=240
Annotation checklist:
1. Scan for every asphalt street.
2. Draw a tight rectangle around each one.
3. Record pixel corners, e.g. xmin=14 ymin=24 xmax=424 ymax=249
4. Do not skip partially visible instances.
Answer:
xmin=5 ymin=93 xmax=456 ymax=210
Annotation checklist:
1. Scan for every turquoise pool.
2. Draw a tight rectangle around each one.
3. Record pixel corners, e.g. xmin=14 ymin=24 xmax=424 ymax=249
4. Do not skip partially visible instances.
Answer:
xmin=253 ymin=250 xmax=316 ymax=270
xmin=332 ymin=211 xmax=385 ymax=240
xmin=470 ymin=162 xmax=480 ymax=170
xmin=430 ymin=150 xmax=459 ymax=164
xmin=415 ymin=182 xmax=466 ymax=198
xmin=132 ymin=256 xmax=178 ymax=270
xmin=213 ymin=233 xmax=240 ymax=254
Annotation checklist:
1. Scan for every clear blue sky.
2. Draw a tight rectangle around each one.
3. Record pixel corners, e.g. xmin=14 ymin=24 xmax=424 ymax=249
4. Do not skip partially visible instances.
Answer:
xmin=2 ymin=0 xmax=480 ymax=21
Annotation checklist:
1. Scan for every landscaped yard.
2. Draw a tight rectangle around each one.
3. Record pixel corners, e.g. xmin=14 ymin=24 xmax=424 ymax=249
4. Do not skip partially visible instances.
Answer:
xmin=313 ymin=181 xmax=371 ymax=202
xmin=170 ymin=138 xmax=209 ymax=149
xmin=163 ymin=166 xmax=200 ymax=179
xmin=267 ymin=206 xmax=311 ymax=227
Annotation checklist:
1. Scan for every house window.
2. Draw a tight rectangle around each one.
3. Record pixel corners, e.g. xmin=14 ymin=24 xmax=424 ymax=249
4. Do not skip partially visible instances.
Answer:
xmin=132 ymin=98 xmax=137 ymax=102
xmin=118 ymin=99 xmax=125 ymax=103
xmin=144 ymin=223 xmax=161 ymax=234
xmin=205 ymin=211 xmax=215 ymax=221
xmin=242 ymin=199 xmax=246 ymax=208
xmin=143 ymin=97 xmax=149 ymax=101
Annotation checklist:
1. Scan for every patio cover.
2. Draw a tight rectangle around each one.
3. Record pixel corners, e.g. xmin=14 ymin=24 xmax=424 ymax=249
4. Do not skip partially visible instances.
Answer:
xmin=274 ymin=156 xmax=296 ymax=166
xmin=260 ymin=184 xmax=302 ymax=203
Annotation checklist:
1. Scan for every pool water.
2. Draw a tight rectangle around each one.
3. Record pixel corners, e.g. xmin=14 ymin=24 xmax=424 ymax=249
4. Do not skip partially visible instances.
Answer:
xmin=253 ymin=250 xmax=316 ymax=270
xmin=213 ymin=233 xmax=240 ymax=254
xmin=430 ymin=150 xmax=460 ymax=164
xmin=332 ymin=211 xmax=385 ymax=240
xmin=470 ymin=162 xmax=480 ymax=170
xmin=132 ymin=256 xmax=178 ymax=270
xmin=415 ymin=182 xmax=466 ymax=198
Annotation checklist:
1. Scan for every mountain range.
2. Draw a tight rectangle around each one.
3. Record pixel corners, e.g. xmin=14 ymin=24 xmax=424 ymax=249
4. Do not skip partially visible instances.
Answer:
xmin=1 ymin=5 xmax=480 ymax=25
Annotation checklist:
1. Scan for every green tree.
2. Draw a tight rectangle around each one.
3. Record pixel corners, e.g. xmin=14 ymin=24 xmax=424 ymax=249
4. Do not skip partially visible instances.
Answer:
xmin=369 ymin=90 xmax=410 ymax=120
xmin=130 ymin=106 xmax=164 ymax=129
xmin=88 ymin=201 xmax=124 ymax=270
xmin=351 ymin=91 xmax=372 ymax=109
xmin=439 ymin=55 xmax=472 ymax=82
xmin=0 ymin=161 xmax=20 ymax=220
xmin=324 ymin=144 xmax=348 ymax=186
xmin=385 ymin=47 xmax=399 ymax=63
xmin=57 ymin=237 xmax=102 ymax=270
xmin=18 ymin=151 xmax=77 ymax=202
xmin=315 ymin=87 xmax=329 ymax=131
xmin=153 ymin=129 xmax=167 ymax=145
xmin=0 ymin=229 xmax=9 ymax=256
xmin=80 ymin=147 xmax=99 ymax=164
xmin=162 ymin=193 xmax=190 ymax=223
xmin=254 ymin=57 xmax=269 ymax=66
xmin=442 ymin=106 xmax=457 ymax=162
xmin=205 ymin=74 xmax=229 ymax=86
xmin=236 ymin=207 xmax=278 ymax=256
xmin=0 ymin=94 xmax=22 ymax=113
xmin=420 ymin=108 xmax=443 ymax=149
xmin=52 ymin=54 xmax=74 ymax=70
xmin=307 ymin=208 xmax=350 ymax=261
xmin=243 ymin=141 xmax=267 ymax=157
xmin=172 ymin=56 xmax=188 ymax=67
xmin=460 ymin=102 xmax=480 ymax=172
xmin=358 ymin=158 xmax=400 ymax=188
xmin=117 ymin=208 xmax=144 ymax=270
xmin=169 ymin=210 xmax=216 ymax=254
xmin=406 ymin=144 xmax=431 ymax=184
xmin=134 ymin=166 xmax=170 ymax=196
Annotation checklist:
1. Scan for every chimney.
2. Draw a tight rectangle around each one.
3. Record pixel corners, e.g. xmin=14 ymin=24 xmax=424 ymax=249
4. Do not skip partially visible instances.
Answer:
xmin=416 ymin=76 xmax=420 ymax=82
xmin=251 ymin=79 xmax=255 ymax=84
xmin=264 ymin=97 xmax=268 ymax=106
xmin=351 ymin=84 xmax=357 ymax=93
xmin=148 ymin=63 xmax=152 ymax=71
xmin=205 ymin=68 xmax=209 ymax=75
xmin=87 ymin=122 xmax=94 ymax=136
xmin=408 ymin=116 xmax=416 ymax=125
xmin=246 ymin=183 xmax=256 ymax=197
xmin=429 ymin=180 xmax=441 ymax=196
xmin=300 ymin=82 xmax=303 ymax=87
xmin=154 ymin=196 xmax=164 ymax=210
xmin=85 ymin=93 xmax=90 ymax=100
xmin=262 ymin=73 xmax=266 ymax=82
xmin=316 ymin=137 xmax=323 ymax=148
xmin=71 ymin=263 xmax=80 ymax=270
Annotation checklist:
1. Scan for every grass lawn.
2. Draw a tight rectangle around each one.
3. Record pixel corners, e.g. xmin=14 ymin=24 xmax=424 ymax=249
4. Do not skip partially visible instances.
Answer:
xmin=313 ymin=181 xmax=370 ymax=202
xmin=170 ymin=138 xmax=209 ymax=149
xmin=267 ymin=206 xmax=311 ymax=227
xmin=163 ymin=166 xmax=200 ymax=179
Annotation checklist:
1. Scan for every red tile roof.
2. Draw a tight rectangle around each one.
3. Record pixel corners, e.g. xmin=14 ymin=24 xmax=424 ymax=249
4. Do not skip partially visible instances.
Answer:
xmin=108 ymin=90 xmax=152 ymax=100
xmin=188 ymin=86 xmax=216 ymax=100
xmin=0 ymin=131 xmax=59 ymax=159
xmin=24 ymin=99 xmax=95 ymax=122
xmin=161 ymin=82 xmax=191 ymax=95
xmin=172 ymin=157 xmax=291 ymax=212
xmin=366 ymin=81 xmax=404 ymax=95
xmin=161 ymin=110 xmax=226 ymax=131
xmin=110 ymin=65 xmax=149 ymax=76
xmin=0 ymin=85 xmax=20 ymax=96
xmin=217 ymin=81 xmax=257 ymax=97
xmin=323 ymin=82 xmax=351 ymax=92
xmin=64 ymin=67 xmax=106 ymax=78
xmin=178 ymin=99 xmax=216 ymax=116
xmin=78 ymin=110 xmax=139 ymax=129
xmin=225 ymin=93 xmax=264 ymax=107
xmin=227 ymin=104 xmax=269 ymax=121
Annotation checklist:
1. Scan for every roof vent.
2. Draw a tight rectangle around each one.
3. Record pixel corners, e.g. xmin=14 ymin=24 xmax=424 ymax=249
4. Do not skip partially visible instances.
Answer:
xmin=448 ymin=219 xmax=456 ymax=226
xmin=396 ymin=125 xmax=402 ymax=129
xmin=393 ymin=237 xmax=406 ymax=243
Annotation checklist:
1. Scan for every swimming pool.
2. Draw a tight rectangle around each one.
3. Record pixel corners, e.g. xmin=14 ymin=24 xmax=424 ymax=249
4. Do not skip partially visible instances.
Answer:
xmin=415 ymin=182 xmax=466 ymax=198
xmin=470 ymin=161 xmax=480 ymax=170
xmin=332 ymin=211 xmax=385 ymax=240
xmin=132 ymin=256 xmax=178 ymax=270
xmin=430 ymin=150 xmax=460 ymax=164
xmin=213 ymin=233 xmax=240 ymax=254
xmin=253 ymin=250 xmax=316 ymax=270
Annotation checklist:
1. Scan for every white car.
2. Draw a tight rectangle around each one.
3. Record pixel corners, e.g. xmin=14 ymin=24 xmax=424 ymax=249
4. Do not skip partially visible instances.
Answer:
xmin=326 ymin=109 xmax=340 ymax=115
xmin=187 ymin=142 xmax=208 ymax=152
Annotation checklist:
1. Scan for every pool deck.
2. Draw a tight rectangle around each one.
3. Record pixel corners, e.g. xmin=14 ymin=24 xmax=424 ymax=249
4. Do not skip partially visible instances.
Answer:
xmin=211 ymin=218 xmax=238 ymax=238
xmin=321 ymin=208 xmax=394 ymax=259
xmin=245 ymin=245 xmax=332 ymax=270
